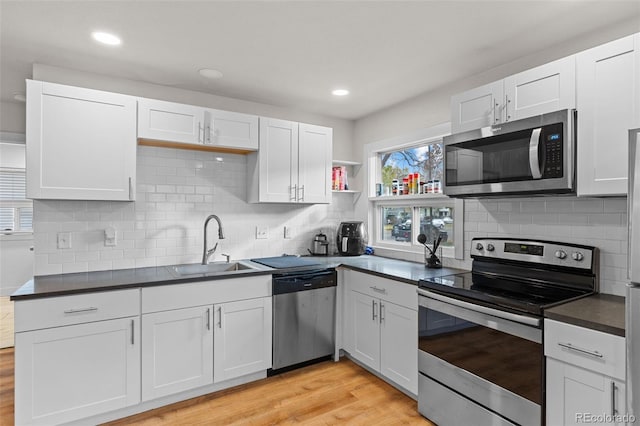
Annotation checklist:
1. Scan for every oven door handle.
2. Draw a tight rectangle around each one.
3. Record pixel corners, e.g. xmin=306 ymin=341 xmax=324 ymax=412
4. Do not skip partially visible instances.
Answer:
xmin=417 ymin=288 xmax=541 ymax=328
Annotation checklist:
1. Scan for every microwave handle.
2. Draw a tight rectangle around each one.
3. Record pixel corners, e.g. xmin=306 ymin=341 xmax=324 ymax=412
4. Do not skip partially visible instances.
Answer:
xmin=529 ymin=128 xmax=543 ymax=179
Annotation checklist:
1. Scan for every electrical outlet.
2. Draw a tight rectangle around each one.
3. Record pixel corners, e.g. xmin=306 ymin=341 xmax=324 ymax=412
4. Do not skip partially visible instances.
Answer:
xmin=256 ymin=226 xmax=268 ymax=239
xmin=284 ymin=226 xmax=293 ymax=239
xmin=104 ymin=226 xmax=117 ymax=247
xmin=57 ymin=232 xmax=72 ymax=249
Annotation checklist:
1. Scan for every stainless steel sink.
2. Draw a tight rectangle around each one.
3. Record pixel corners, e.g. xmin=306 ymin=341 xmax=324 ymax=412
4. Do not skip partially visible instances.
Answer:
xmin=167 ymin=261 xmax=255 ymax=277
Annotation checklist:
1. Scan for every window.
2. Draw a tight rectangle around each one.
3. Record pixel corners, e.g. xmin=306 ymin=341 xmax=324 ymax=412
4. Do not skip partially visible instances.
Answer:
xmin=366 ymin=124 xmax=463 ymax=259
xmin=0 ymin=168 xmax=32 ymax=232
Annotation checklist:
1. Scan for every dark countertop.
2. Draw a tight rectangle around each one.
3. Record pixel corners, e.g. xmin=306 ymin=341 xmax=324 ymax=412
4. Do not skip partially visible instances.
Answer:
xmin=544 ymin=294 xmax=625 ymax=337
xmin=11 ymin=255 xmax=467 ymax=300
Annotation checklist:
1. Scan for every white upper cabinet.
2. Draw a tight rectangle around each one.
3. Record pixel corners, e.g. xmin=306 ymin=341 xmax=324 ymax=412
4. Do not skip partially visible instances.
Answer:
xmin=297 ymin=123 xmax=333 ymax=204
xmin=137 ymin=98 xmax=258 ymax=151
xmin=26 ymin=80 xmax=136 ymax=201
xmin=451 ymin=56 xmax=576 ymax=133
xmin=248 ymin=117 xmax=332 ymax=204
xmin=450 ymin=80 xmax=504 ymax=133
xmin=576 ymin=33 xmax=640 ymax=196
xmin=138 ymin=98 xmax=205 ymax=145
xmin=204 ymin=109 xmax=259 ymax=151
xmin=504 ymin=56 xmax=576 ymax=122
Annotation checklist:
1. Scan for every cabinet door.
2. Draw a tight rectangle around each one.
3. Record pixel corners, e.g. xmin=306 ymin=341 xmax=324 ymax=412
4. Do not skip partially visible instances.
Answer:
xmin=546 ymin=358 xmax=626 ymax=426
xmin=504 ymin=56 xmax=576 ymax=122
xmin=141 ymin=306 xmax=213 ymax=401
xmin=257 ymin=117 xmax=298 ymax=202
xmin=14 ymin=317 xmax=140 ymax=425
xmin=349 ymin=290 xmax=380 ymax=371
xmin=450 ymin=80 xmax=503 ymax=133
xmin=576 ymin=34 xmax=640 ymax=196
xmin=26 ymin=80 xmax=136 ymax=201
xmin=213 ymin=297 xmax=272 ymax=383
xmin=379 ymin=300 xmax=418 ymax=395
xmin=298 ymin=123 xmax=332 ymax=204
xmin=204 ymin=109 xmax=258 ymax=151
xmin=137 ymin=97 xmax=205 ymax=144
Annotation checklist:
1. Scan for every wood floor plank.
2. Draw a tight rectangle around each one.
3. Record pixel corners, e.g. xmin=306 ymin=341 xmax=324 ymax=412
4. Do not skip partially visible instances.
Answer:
xmin=0 ymin=347 xmax=433 ymax=425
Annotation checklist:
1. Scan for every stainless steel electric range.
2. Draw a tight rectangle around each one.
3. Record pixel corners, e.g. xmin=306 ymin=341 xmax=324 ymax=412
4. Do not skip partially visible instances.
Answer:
xmin=417 ymin=238 xmax=598 ymax=426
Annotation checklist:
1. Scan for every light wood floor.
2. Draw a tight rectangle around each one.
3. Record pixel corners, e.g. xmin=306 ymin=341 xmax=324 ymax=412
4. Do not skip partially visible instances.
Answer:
xmin=0 ymin=347 xmax=433 ymax=425
xmin=0 ymin=297 xmax=14 ymax=349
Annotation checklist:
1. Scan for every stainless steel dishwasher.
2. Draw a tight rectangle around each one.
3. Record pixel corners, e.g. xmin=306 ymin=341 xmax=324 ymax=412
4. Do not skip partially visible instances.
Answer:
xmin=271 ymin=268 xmax=337 ymax=373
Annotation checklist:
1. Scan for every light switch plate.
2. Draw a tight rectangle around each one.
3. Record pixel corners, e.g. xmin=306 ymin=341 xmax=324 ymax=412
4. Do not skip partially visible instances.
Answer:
xmin=256 ymin=226 xmax=268 ymax=239
xmin=57 ymin=232 xmax=72 ymax=249
xmin=284 ymin=226 xmax=293 ymax=239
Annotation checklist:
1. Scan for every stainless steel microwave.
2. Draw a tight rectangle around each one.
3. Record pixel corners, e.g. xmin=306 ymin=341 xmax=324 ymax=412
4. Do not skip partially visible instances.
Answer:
xmin=443 ymin=109 xmax=576 ymax=197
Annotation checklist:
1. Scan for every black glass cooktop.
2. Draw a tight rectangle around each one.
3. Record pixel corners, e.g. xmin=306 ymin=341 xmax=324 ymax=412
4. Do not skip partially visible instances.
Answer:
xmin=419 ymin=272 xmax=591 ymax=316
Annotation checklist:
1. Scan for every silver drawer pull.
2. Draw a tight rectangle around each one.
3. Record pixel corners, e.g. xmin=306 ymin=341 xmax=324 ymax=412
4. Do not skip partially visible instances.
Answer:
xmin=370 ymin=286 xmax=387 ymax=294
xmin=558 ymin=342 xmax=604 ymax=359
xmin=64 ymin=307 xmax=98 ymax=314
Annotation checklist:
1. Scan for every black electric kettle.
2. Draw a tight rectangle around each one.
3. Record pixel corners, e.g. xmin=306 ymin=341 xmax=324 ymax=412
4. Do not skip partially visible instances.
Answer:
xmin=311 ymin=231 xmax=329 ymax=256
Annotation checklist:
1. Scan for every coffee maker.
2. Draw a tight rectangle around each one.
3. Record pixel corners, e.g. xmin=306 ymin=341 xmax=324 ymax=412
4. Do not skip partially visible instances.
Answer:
xmin=336 ymin=221 xmax=367 ymax=256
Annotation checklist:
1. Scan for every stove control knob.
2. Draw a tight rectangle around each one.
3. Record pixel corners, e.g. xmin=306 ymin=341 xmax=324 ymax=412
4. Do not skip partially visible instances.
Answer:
xmin=572 ymin=252 xmax=584 ymax=261
xmin=486 ymin=243 xmax=495 ymax=252
xmin=476 ymin=243 xmax=484 ymax=251
xmin=555 ymin=250 xmax=567 ymax=260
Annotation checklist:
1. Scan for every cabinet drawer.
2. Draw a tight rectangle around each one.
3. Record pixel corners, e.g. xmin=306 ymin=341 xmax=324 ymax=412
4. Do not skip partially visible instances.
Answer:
xmin=345 ymin=270 xmax=417 ymax=310
xmin=14 ymin=289 xmax=140 ymax=332
xmin=142 ymin=275 xmax=271 ymax=313
xmin=544 ymin=319 xmax=625 ymax=380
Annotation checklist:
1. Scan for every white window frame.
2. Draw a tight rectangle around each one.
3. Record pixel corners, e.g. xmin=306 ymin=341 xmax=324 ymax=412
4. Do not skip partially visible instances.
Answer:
xmin=0 ymin=137 xmax=33 ymax=234
xmin=365 ymin=123 xmax=464 ymax=260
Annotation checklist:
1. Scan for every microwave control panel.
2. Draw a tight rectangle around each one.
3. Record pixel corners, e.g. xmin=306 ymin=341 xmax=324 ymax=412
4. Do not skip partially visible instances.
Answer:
xmin=542 ymin=123 xmax=564 ymax=178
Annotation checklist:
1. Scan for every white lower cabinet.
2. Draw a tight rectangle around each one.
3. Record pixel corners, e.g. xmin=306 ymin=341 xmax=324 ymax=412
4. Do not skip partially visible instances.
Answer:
xmin=343 ymin=270 xmax=418 ymax=395
xmin=15 ymin=317 xmax=141 ymax=425
xmin=141 ymin=305 xmax=214 ymax=401
xmin=546 ymin=358 xmax=626 ymax=426
xmin=545 ymin=319 xmax=626 ymax=426
xmin=213 ymin=297 xmax=272 ymax=383
xmin=140 ymin=276 xmax=272 ymax=400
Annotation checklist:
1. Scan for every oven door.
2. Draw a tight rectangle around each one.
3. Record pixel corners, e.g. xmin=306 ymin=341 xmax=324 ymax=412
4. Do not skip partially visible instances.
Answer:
xmin=443 ymin=109 xmax=574 ymax=197
xmin=417 ymin=289 xmax=543 ymax=426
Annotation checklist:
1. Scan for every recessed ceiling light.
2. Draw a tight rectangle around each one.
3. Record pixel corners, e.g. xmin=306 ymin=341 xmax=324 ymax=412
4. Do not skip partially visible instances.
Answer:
xmin=13 ymin=93 xmax=26 ymax=102
xmin=215 ymin=157 xmax=224 ymax=162
xmin=199 ymin=69 xmax=223 ymax=79
xmin=332 ymin=89 xmax=350 ymax=96
xmin=91 ymin=31 xmax=121 ymax=46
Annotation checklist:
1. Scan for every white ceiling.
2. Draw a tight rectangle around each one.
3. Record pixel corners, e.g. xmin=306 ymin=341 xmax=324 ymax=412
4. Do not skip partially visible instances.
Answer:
xmin=1 ymin=1 xmax=639 ymax=120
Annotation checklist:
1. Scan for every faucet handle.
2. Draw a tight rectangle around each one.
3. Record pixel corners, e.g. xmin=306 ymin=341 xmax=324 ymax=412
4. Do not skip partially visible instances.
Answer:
xmin=221 ymin=253 xmax=231 ymax=263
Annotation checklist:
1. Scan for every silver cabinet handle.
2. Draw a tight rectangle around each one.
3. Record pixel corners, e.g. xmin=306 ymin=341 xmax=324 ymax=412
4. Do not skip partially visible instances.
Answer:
xmin=206 ymin=125 xmax=211 ymax=144
xmin=370 ymin=286 xmax=387 ymax=295
xmin=198 ymin=122 xmax=204 ymax=143
xmin=128 ymin=177 xmax=135 ymax=200
xmin=206 ymin=308 xmax=211 ymax=330
xmin=529 ymin=128 xmax=543 ymax=179
xmin=380 ymin=303 xmax=385 ymax=323
xmin=372 ymin=300 xmax=378 ymax=321
xmin=494 ymin=100 xmax=500 ymax=123
xmin=557 ymin=342 xmax=604 ymax=359
xmin=611 ymin=381 xmax=618 ymax=416
xmin=506 ymin=94 xmax=512 ymax=121
xmin=131 ymin=319 xmax=134 ymax=345
xmin=218 ymin=306 xmax=223 ymax=329
xmin=64 ymin=307 xmax=98 ymax=314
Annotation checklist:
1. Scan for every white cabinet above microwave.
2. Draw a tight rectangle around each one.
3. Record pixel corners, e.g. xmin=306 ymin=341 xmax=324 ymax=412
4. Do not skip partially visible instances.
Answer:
xmin=451 ymin=56 xmax=576 ymax=134
xmin=137 ymin=98 xmax=258 ymax=152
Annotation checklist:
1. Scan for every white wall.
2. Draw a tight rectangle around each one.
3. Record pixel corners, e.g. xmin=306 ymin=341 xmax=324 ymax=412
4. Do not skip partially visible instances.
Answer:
xmin=33 ymin=146 xmax=354 ymax=275
xmin=33 ymin=64 xmax=356 ymax=161
xmin=352 ymin=25 xmax=638 ymax=296
xmin=0 ymin=101 xmax=26 ymax=133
